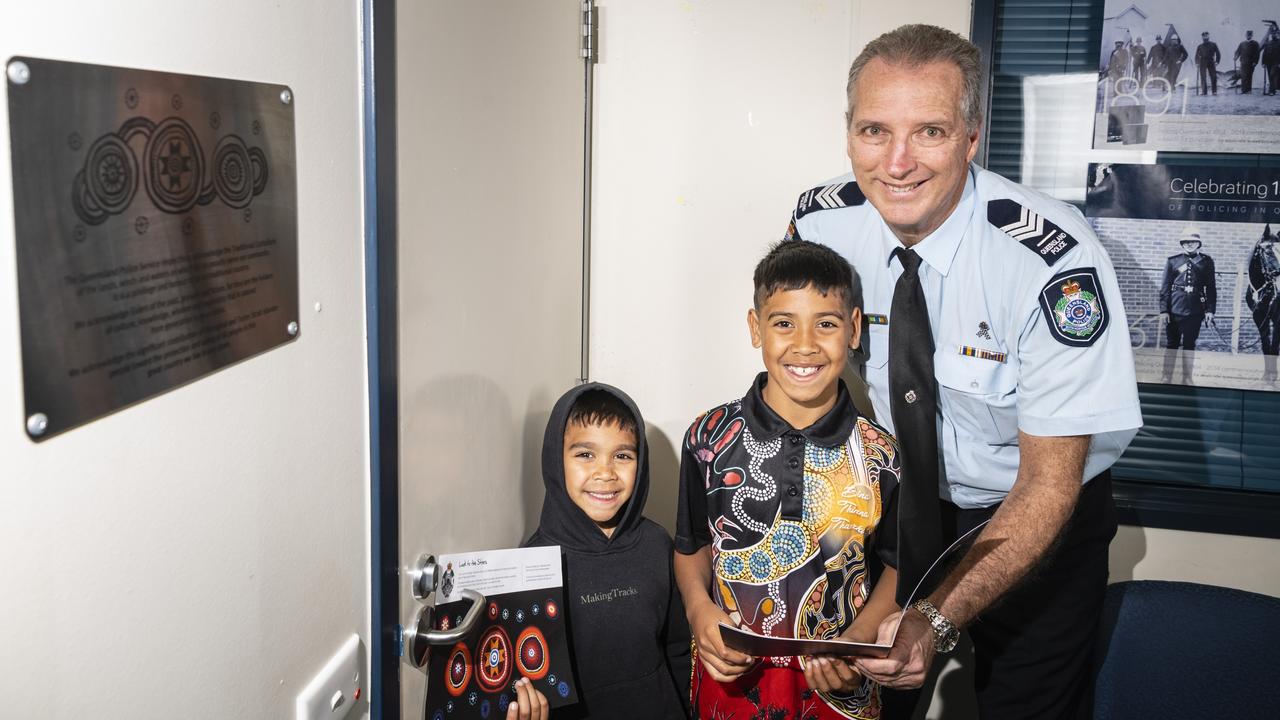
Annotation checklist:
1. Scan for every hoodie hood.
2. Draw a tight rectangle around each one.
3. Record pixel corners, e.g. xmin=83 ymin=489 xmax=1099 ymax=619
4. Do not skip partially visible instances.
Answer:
xmin=536 ymin=382 xmax=650 ymax=554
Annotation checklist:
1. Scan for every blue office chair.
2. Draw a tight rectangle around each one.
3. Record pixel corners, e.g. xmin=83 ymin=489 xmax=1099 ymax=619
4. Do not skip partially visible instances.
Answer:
xmin=1094 ymin=580 xmax=1280 ymax=720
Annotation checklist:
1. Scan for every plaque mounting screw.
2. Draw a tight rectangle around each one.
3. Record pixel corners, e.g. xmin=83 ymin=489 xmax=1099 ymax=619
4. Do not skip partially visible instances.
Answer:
xmin=287 ymin=321 xmax=299 ymax=337
xmin=7 ymin=60 xmax=30 ymax=86
xmin=280 ymin=88 xmax=293 ymax=105
xmin=26 ymin=413 xmax=48 ymax=438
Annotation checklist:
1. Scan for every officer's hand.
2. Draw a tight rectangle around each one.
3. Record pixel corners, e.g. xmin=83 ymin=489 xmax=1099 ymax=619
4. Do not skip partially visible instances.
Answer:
xmin=1206 ymin=313 xmax=1216 ymax=324
xmin=1158 ymin=312 xmax=1169 ymax=324
xmin=853 ymin=610 xmax=935 ymax=690
xmin=688 ymin=599 xmax=756 ymax=682
xmin=506 ymin=678 xmax=549 ymax=720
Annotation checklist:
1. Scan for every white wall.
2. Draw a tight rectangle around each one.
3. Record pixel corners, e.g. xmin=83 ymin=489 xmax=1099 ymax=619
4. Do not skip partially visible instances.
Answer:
xmin=1112 ymin=525 xmax=1280 ymax=595
xmin=0 ymin=2 xmax=370 ymax=718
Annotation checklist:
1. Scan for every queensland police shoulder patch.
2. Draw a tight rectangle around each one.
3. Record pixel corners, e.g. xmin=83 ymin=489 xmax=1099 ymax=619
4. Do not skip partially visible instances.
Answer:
xmin=793 ymin=181 xmax=866 ymax=222
xmin=1039 ymin=267 xmax=1109 ymax=347
xmin=988 ymin=199 xmax=1078 ymax=266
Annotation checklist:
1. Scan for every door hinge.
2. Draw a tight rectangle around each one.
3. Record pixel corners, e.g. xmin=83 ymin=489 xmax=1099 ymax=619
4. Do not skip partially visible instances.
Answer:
xmin=581 ymin=1 xmax=598 ymax=64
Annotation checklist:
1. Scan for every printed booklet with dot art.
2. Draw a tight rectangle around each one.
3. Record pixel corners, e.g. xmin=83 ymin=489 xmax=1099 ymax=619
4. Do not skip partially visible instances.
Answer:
xmin=425 ymin=546 xmax=577 ymax=719
xmin=718 ymin=521 xmax=989 ymax=658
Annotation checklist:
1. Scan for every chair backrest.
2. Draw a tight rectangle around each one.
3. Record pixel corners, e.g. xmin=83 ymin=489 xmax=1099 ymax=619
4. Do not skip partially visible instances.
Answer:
xmin=1094 ymin=580 xmax=1280 ymax=720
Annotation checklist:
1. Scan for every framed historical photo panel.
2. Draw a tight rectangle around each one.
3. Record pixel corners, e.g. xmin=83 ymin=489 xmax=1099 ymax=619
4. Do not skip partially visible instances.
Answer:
xmin=1092 ymin=1 xmax=1280 ymax=153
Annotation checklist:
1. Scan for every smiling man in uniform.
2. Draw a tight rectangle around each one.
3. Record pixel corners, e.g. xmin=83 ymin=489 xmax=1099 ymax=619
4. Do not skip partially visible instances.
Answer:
xmin=783 ymin=24 xmax=1142 ymax=720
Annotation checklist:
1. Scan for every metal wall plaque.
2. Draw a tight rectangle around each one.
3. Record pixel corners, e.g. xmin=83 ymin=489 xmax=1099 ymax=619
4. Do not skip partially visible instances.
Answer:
xmin=6 ymin=58 xmax=298 ymax=441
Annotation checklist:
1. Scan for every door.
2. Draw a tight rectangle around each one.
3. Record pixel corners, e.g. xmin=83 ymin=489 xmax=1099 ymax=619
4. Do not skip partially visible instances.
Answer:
xmin=393 ymin=1 xmax=586 ymax=716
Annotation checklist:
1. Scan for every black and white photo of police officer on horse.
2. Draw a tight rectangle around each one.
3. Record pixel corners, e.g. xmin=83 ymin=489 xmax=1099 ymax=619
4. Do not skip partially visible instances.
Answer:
xmin=1248 ymin=224 xmax=1280 ymax=378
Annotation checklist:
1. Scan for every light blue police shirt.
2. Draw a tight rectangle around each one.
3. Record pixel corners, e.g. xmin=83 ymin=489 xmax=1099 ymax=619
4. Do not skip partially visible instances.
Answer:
xmin=787 ymin=164 xmax=1143 ymax=509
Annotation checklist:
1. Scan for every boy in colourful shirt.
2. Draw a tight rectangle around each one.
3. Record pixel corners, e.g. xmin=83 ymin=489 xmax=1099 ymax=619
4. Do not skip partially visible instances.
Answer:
xmin=674 ymin=240 xmax=901 ymax=719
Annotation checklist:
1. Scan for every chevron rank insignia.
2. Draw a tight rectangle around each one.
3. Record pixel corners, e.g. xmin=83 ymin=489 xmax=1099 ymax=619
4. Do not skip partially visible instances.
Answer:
xmin=987 ymin=199 xmax=1078 ymax=266
xmin=1039 ymin=267 xmax=1109 ymax=347
xmin=793 ymin=181 xmax=866 ymax=221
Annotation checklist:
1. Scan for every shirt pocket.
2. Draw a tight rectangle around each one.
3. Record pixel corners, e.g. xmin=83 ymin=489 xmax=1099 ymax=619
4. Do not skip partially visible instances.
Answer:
xmin=934 ymin=352 xmax=1018 ymax=445
xmin=863 ymin=325 xmax=889 ymax=369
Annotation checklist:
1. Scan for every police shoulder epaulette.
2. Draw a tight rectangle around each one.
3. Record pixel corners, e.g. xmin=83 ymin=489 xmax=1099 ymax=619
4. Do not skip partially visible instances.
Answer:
xmin=986 ymin=198 xmax=1079 ymax=266
xmin=793 ymin=181 xmax=866 ymax=222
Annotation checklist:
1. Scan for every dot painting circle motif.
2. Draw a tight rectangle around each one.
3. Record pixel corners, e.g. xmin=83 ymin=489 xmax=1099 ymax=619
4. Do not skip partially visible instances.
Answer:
xmin=748 ymin=550 xmax=774 ymax=581
xmin=545 ymin=600 xmax=558 ymax=619
xmin=444 ymin=642 xmax=471 ymax=697
xmin=802 ymin=473 xmax=834 ymax=526
xmin=475 ymin=626 xmax=513 ymax=692
xmin=769 ymin=523 xmax=806 ymax=566
xmin=806 ymin=443 xmax=844 ymax=472
xmin=516 ymin=626 xmax=550 ymax=680
xmin=722 ymin=554 xmax=745 ymax=577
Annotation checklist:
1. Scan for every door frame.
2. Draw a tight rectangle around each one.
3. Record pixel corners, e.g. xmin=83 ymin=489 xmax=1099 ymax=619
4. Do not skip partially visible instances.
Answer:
xmin=363 ymin=0 xmax=400 ymax=718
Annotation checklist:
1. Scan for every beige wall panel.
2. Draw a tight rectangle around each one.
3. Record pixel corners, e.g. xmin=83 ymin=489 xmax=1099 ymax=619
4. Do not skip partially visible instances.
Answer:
xmin=395 ymin=0 xmax=585 ymax=713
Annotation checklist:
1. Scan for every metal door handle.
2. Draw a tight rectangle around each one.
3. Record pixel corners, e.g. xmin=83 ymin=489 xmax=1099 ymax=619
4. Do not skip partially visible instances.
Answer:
xmin=404 ymin=589 xmax=486 ymax=669
xmin=403 ymin=553 xmax=488 ymax=669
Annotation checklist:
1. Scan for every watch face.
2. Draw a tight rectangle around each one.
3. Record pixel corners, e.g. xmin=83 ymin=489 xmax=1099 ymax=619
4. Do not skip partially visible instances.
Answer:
xmin=937 ymin=627 xmax=960 ymax=653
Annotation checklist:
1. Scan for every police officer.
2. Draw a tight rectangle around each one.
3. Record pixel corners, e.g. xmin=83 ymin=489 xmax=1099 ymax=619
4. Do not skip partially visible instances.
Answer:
xmin=1107 ymin=40 xmax=1130 ymax=84
xmin=1196 ymin=31 xmax=1221 ymax=94
xmin=1236 ymin=30 xmax=1261 ymax=93
xmin=1167 ymin=35 xmax=1189 ymax=85
xmin=784 ymin=24 xmax=1141 ymax=720
xmin=1148 ymin=34 xmax=1168 ymax=83
xmin=1131 ymin=37 xmax=1148 ymax=84
xmin=1158 ymin=228 xmax=1217 ymax=350
xmin=1263 ymin=30 xmax=1280 ymax=95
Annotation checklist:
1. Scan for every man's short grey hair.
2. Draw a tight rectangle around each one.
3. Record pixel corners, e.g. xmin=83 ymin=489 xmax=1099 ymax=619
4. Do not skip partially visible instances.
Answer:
xmin=845 ymin=24 xmax=983 ymax=132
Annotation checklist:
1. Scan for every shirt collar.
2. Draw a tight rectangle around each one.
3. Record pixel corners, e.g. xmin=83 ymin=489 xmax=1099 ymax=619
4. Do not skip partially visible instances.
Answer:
xmin=739 ymin=372 xmax=859 ymax=447
xmin=882 ymin=165 xmax=977 ymax=277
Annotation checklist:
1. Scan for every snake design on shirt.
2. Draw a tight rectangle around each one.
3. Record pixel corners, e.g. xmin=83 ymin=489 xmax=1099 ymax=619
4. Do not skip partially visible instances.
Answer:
xmin=732 ymin=426 xmax=781 ymax=535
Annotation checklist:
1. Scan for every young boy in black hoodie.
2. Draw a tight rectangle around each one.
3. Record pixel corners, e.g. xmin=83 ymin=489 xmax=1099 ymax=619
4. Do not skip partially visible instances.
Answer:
xmin=525 ymin=383 xmax=692 ymax=719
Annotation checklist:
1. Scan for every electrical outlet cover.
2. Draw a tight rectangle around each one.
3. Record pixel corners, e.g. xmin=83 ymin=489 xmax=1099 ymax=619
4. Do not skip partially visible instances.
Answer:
xmin=296 ymin=633 xmax=365 ymax=720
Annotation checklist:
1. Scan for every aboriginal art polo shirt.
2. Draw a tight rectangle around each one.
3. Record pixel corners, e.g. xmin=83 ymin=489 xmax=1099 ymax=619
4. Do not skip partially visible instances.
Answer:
xmin=788 ymin=164 xmax=1144 ymax=509
xmin=675 ymin=373 xmax=899 ymax=719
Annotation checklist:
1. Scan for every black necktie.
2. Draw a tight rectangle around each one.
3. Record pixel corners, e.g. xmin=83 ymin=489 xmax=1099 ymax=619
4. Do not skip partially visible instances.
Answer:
xmin=888 ymin=247 xmax=945 ymax=607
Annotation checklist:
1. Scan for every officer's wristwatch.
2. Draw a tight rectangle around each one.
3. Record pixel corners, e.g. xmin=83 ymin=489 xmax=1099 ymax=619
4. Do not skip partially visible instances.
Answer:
xmin=911 ymin=599 xmax=959 ymax=654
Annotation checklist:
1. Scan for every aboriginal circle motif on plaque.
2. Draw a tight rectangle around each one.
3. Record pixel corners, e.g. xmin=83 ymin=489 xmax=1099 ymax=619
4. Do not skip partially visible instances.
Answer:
xmin=70 ymin=115 xmax=271 ymax=226
xmin=145 ymin=117 xmax=205 ymax=213
xmin=72 ymin=135 xmax=138 ymax=224
xmin=444 ymin=642 xmax=472 ymax=697
xmin=545 ymin=600 xmax=558 ymax=619
xmin=475 ymin=626 xmax=513 ymax=692
xmin=212 ymin=135 xmax=252 ymax=207
xmin=488 ymin=601 xmax=499 ymax=620
xmin=515 ymin=626 xmax=550 ymax=680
